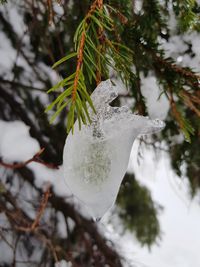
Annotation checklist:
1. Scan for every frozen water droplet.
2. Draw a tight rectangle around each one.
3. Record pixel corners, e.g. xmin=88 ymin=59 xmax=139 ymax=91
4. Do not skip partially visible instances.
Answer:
xmin=63 ymin=79 xmax=165 ymax=219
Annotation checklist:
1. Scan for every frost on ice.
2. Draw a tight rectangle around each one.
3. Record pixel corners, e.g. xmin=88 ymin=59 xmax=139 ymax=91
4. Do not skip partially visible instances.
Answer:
xmin=63 ymin=80 xmax=165 ymax=220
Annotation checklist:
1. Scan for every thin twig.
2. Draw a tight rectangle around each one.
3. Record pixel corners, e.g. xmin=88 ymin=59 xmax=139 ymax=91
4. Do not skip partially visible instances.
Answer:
xmin=72 ymin=31 xmax=86 ymax=102
xmin=15 ymin=185 xmax=51 ymax=232
xmin=72 ymin=0 xmax=104 ymax=101
xmin=96 ymin=0 xmax=104 ymax=85
xmin=47 ymin=0 xmax=54 ymax=25
xmin=31 ymin=185 xmax=51 ymax=230
xmin=0 ymin=148 xmax=59 ymax=170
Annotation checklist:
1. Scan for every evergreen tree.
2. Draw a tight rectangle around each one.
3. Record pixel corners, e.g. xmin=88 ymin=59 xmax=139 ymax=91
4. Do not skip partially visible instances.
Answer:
xmin=0 ymin=0 xmax=199 ymax=266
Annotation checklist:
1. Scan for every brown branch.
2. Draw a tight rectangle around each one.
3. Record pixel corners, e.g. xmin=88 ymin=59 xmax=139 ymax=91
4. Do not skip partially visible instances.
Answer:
xmin=179 ymin=90 xmax=200 ymax=117
xmin=97 ymin=0 xmax=103 ymax=8
xmin=155 ymin=54 xmax=200 ymax=80
xmin=72 ymin=31 xmax=86 ymax=102
xmin=141 ymin=43 xmax=200 ymax=86
xmin=1 ymin=184 xmax=50 ymax=233
xmin=47 ymin=0 xmax=54 ymax=25
xmin=16 ymin=186 xmax=51 ymax=232
xmin=107 ymin=3 xmax=128 ymax=25
xmin=96 ymin=1 xmax=104 ymax=85
xmin=30 ymin=185 xmax=51 ymax=230
xmin=37 ymin=233 xmax=59 ymax=263
xmin=0 ymin=189 xmax=59 ymax=264
xmin=148 ymin=47 xmax=200 ymax=86
xmin=72 ymin=0 xmax=104 ymax=101
xmin=0 ymin=148 xmax=59 ymax=170
xmin=168 ymin=87 xmax=185 ymax=129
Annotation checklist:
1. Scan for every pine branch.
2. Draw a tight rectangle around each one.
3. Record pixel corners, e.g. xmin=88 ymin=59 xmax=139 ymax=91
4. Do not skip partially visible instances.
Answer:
xmin=172 ymin=0 xmax=200 ymax=31
xmin=168 ymin=88 xmax=195 ymax=143
xmin=72 ymin=31 xmax=86 ymax=102
xmin=46 ymin=0 xmax=133 ymax=133
xmin=140 ymin=45 xmax=199 ymax=141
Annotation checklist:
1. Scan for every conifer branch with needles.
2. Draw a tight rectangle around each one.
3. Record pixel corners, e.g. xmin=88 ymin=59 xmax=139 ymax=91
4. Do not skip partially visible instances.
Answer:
xmin=45 ymin=0 xmax=133 ymax=133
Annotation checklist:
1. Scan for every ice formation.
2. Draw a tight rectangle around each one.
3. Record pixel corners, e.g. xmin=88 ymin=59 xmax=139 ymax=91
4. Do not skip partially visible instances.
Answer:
xmin=63 ymin=80 xmax=165 ymax=220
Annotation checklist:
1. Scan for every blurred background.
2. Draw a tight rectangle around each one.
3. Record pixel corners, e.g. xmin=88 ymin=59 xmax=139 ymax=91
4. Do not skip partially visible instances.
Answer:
xmin=0 ymin=0 xmax=200 ymax=266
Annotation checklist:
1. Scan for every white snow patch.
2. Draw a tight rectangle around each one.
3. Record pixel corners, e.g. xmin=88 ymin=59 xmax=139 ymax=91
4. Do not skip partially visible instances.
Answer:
xmin=55 ymin=260 xmax=72 ymax=267
xmin=0 ymin=120 xmax=40 ymax=162
xmin=57 ymin=212 xmax=68 ymax=238
xmin=0 ymin=31 xmax=16 ymax=76
xmin=161 ymin=32 xmax=200 ymax=72
xmin=141 ymin=75 xmax=170 ymax=120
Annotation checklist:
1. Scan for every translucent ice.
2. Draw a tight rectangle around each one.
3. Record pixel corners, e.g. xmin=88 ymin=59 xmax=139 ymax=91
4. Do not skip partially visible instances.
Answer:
xmin=63 ymin=80 xmax=165 ymax=220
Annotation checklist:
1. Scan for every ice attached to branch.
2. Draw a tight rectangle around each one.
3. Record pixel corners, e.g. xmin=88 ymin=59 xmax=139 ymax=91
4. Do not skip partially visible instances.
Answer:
xmin=63 ymin=80 xmax=165 ymax=220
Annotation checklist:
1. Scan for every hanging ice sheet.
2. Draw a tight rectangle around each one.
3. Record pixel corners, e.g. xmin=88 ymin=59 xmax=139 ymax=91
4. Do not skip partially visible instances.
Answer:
xmin=63 ymin=80 xmax=165 ymax=220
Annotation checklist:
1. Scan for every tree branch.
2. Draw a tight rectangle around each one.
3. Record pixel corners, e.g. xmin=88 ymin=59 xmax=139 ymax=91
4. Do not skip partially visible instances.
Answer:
xmin=0 ymin=148 xmax=58 ymax=170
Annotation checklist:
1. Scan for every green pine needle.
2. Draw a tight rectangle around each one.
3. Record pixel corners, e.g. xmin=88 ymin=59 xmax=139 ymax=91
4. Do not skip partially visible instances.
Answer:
xmin=46 ymin=2 xmax=134 ymax=133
